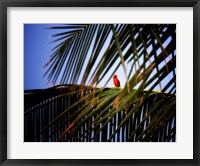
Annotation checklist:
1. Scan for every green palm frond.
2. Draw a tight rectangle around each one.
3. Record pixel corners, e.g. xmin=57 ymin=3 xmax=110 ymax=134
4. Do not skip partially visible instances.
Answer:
xmin=24 ymin=84 xmax=175 ymax=142
xmin=44 ymin=24 xmax=176 ymax=90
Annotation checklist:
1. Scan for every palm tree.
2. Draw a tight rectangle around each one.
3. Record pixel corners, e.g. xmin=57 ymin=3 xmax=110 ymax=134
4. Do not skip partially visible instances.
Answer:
xmin=24 ymin=24 xmax=176 ymax=142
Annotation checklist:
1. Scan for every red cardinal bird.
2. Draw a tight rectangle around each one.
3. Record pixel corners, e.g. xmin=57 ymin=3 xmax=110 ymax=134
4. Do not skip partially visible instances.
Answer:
xmin=113 ymin=75 xmax=120 ymax=87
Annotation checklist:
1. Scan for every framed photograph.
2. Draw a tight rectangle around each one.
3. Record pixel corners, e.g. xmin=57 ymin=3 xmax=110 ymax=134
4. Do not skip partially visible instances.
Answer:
xmin=1 ymin=0 xmax=199 ymax=165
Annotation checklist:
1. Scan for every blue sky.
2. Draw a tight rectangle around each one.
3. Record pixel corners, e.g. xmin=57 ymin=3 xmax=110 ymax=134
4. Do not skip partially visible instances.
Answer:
xmin=24 ymin=24 xmax=62 ymax=90
xmin=24 ymin=24 xmax=175 ymax=91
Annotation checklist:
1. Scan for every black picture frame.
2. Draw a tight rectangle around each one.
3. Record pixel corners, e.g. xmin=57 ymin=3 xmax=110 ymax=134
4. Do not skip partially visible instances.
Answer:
xmin=0 ymin=0 xmax=199 ymax=165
